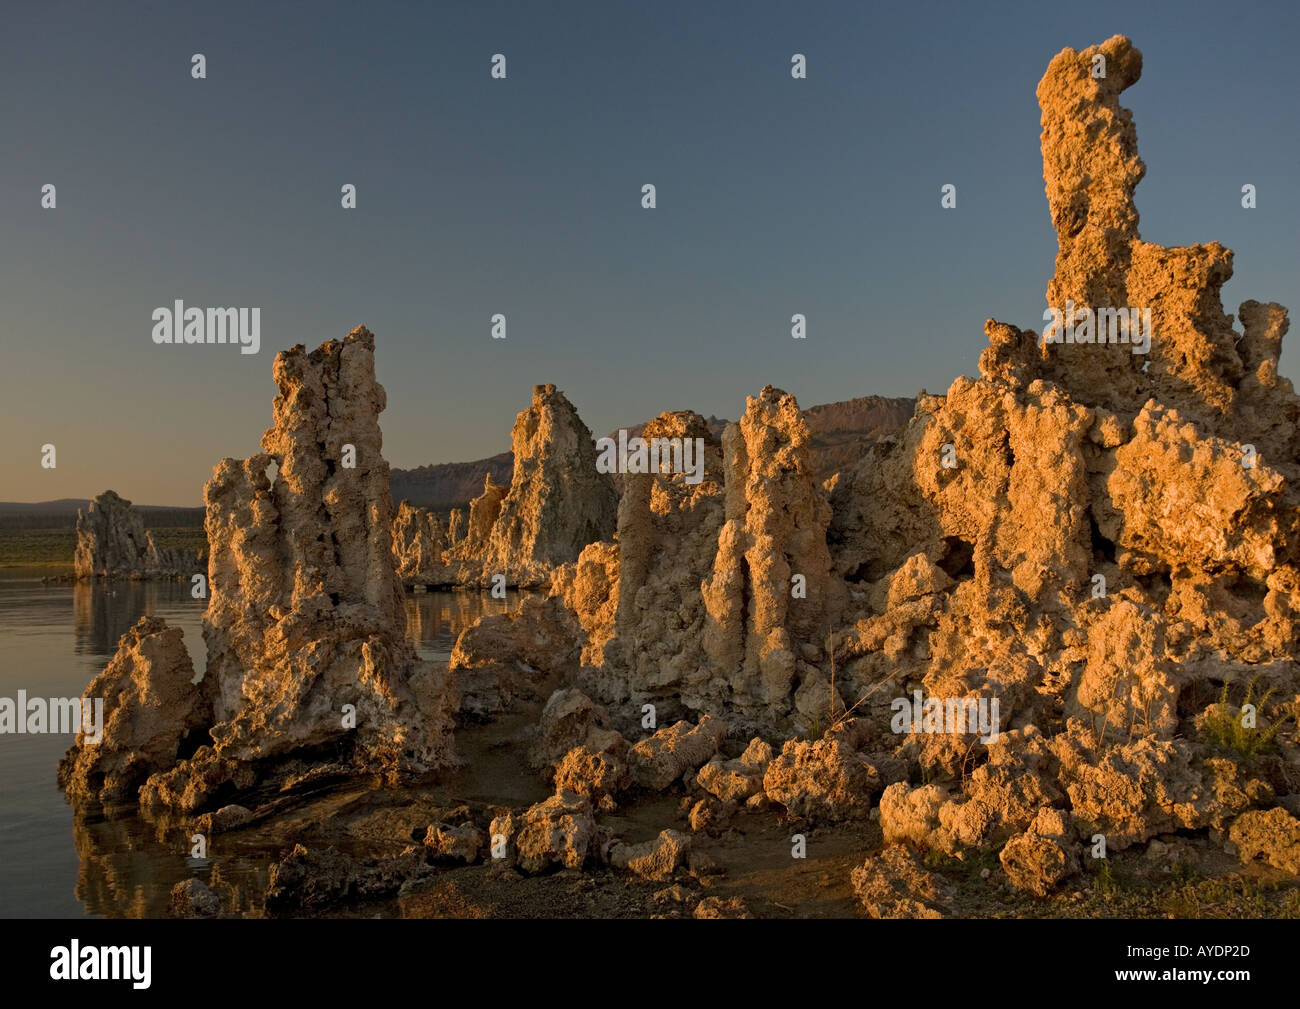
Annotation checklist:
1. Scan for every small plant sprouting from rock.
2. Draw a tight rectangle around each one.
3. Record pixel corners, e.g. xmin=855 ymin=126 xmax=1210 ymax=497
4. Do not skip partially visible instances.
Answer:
xmin=1093 ymin=859 xmax=1119 ymax=899
xmin=822 ymin=629 xmax=905 ymax=735
xmin=1200 ymin=677 xmax=1291 ymax=759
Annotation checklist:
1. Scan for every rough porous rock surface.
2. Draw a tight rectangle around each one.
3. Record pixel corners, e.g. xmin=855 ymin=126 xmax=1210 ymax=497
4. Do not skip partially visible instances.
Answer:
xmin=74 ymin=490 xmax=202 ymax=580
xmin=693 ymin=895 xmax=753 ymax=919
xmin=195 ymin=804 xmax=252 ymax=835
xmin=453 ymin=396 xmax=857 ymax=738
xmin=851 ymin=846 xmax=953 ymax=919
xmin=697 ymin=737 xmax=774 ymax=802
xmin=65 ymin=328 xmax=460 ymax=817
xmin=550 ymin=541 xmax=621 ymax=669
xmin=554 ymin=743 xmax=631 ymax=810
xmin=816 ymin=35 xmax=1299 ymax=899
xmin=481 ymin=384 xmax=619 ymax=588
xmin=137 ymin=745 xmax=257 ymax=812
xmin=435 ymin=387 xmax=624 ymax=690
xmin=1226 ymin=807 xmax=1300 ymax=874
xmin=826 ymin=35 xmax=1298 ymax=778
xmin=1054 ymin=732 xmax=1272 ymax=850
xmin=451 ymin=473 xmax=508 ymax=566
xmin=701 ymin=387 xmax=847 ymax=734
xmin=491 ymin=789 xmax=597 ymax=874
xmin=878 ymin=782 xmax=949 ymax=850
xmin=999 ymin=807 xmax=1080 ymax=897
xmin=763 ymin=731 xmax=885 ymax=823
xmin=609 ymin=829 xmax=692 ymax=881
xmin=447 ymin=508 xmax=467 ymax=545
xmin=591 ymin=412 xmax=727 ymax=715
xmin=423 ymin=822 xmax=488 ymax=864
xmin=58 ymin=617 xmax=211 ymax=807
xmin=443 ymin=35 xmax=1298 ymax=909
xmin=628 ymin=715 xmax=728 ymax=790
xmin=193 ymin=327 xmax=456 ymax=791
xmin=447 ymin=597 xmax=579 ymax=720
xmin=391 ymin=501 xmax=455 ymax=586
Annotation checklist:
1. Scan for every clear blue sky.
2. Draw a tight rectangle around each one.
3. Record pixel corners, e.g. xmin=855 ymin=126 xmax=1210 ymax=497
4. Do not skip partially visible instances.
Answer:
xmin=2 ymin=0 xmax=1297 ymax=504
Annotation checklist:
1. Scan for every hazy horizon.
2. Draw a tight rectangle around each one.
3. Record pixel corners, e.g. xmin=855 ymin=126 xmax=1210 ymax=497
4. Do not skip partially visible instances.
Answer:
xmin=4 ymin=0 xmax=1297 ymax=505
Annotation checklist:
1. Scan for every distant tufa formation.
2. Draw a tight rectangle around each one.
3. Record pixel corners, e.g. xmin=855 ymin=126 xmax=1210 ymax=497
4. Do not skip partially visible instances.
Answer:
xmin=73 ymin=490 xmax=202 ymax=580
xmin=62 ymin=327 xmax=457 ymax=812
xmin=392 ymin=383 xmax=618 ymax=589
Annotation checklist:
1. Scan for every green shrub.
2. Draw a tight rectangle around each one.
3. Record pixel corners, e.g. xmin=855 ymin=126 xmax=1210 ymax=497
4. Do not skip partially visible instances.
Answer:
xmin=1200 ymin=677 xmax=1291 ymax=758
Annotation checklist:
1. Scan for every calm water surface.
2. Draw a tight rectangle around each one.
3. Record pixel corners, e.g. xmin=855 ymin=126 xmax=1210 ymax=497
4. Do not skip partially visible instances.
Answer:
xmin=0 ymin=570 xmax=513 ymax=917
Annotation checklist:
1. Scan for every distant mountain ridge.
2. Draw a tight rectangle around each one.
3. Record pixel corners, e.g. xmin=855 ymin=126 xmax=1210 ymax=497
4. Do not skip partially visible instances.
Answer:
xmin=388 ymin=452 xmax=515 ymax=514
xmin=0 ymin=500 xmax=205 ymax=531
xmin=801 ymin=394 xmax=917 ymax=477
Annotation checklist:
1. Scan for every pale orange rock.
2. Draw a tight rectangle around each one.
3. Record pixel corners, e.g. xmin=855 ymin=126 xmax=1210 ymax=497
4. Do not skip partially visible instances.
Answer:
xmin=64 ymin=327 xmax=460 ymax=814
xmin=58 ymin=616 xmax=211 ymax=806
xmin=456 ymin=473 xmax=508 ymax=562
xmin=702 ymin=387 xmax=847 ymax=731
xmin=851 ymin=846 xmax=952 ymax=919
xmin=391 ymin=501 xmax=454 ymax=586
xmin=1228 ymin=807 xmax=1300 ymax=874
xmin=197 ymin=327 xmax=455 ymax=783
xmin=824 ymin=35 xmax=1299 ymax=811
xmin=482 ymin=384 xmax=619 ymax=587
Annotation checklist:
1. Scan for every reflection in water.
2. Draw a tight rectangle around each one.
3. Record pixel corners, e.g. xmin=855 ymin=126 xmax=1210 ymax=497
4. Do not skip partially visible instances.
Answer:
xmin=403 ymin=588 xmax=526 ymax=661
xmin=61 ymin=587 xmax=522 ymax=916
xmin=71 ymin=579 xmax=525 ymax=662
xmin=73 ymin=580 xmax=196 ymax=657
xmin=73 ymin=807 xmax=192 ymax=918
xmin=72 ymin=806 xmax=270 ymax=918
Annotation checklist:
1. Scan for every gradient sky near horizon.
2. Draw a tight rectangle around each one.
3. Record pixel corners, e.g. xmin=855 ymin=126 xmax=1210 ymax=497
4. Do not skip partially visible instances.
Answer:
xmin=3 ymin=0 xmax=1298 ymax=505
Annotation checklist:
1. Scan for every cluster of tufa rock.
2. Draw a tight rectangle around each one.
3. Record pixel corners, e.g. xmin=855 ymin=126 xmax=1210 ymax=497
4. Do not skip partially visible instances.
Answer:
xmin=73 ymin=490 xmax=203 ymax=581
xmin=61 ymin=327 xmax=458 ymax=815
xmin=450 ymin=391 xmax=851 ymax=736
xmin=839 ymin=35 xmax=1300 ymax=908
xmin=59 ymin=36 xmax=1300 ymax=917
xmin=447 ymin=35 xmax=1300 ymax=909
xmin=390 ymin=383 xmax=619 ymax=590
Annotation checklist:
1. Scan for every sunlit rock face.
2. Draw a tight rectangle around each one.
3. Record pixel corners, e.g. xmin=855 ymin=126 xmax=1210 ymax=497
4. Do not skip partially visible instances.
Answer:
xmin=61 ymin=327 xmax=459 ymax=816
xmin=481 ymin=383 xmax=619 ymax=588
xmin=199 ymin=326 xmax=456 ymax=779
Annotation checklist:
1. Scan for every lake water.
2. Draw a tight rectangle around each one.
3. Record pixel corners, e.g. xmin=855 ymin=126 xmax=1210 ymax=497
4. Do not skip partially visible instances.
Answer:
xmin=0 ymin=571 xmax=516 ymax=918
